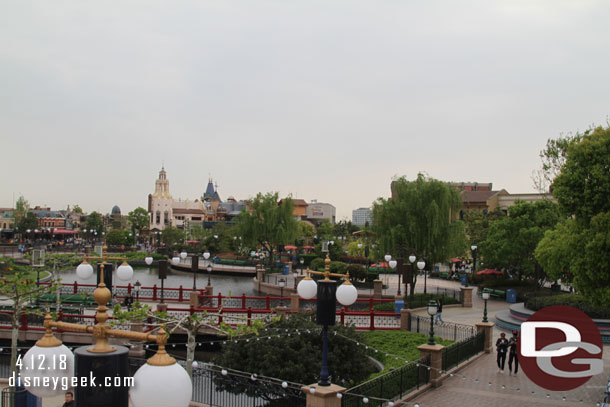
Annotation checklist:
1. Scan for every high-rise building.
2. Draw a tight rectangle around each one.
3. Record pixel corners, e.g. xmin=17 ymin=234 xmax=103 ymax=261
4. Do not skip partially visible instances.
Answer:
xmin=352 ymin=207 xmax=372 ymax=227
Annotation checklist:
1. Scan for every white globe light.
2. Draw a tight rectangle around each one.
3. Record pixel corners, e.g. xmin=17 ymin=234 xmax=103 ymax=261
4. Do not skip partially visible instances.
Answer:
xmin=282 ymin=381 xmax=288 ymax=388
xmin=409 ymin=255 xmax=416 ymax=263
xmin=336 ymin=282 xmax=358 ymax=306
xmin=172 ymin=256 xmax=180 ymax=264
xmin=471 ymin=245 xmax=477 ymax=251
xmin=417 ymin=260 xmax=426 ymax=270
xmin=23 ymin=345 xmax=74 ymax=398
xmin=384 ymin=254 xmax=391 ymax=262
xmin=130 ymin=362 xmax=192 ymax=407
xmin=192 ymin=361 xmax=198 ymax=369
xmin=180 ymin=251 xmax=187 ymax=259
xmin=389 ymin=260 xmax=397 ymax=269
xmin=297 ymin=278 xmax=317 ymax=300
xmin=145 ymin=256 xmax=153 ymax=266
xmin=117 ymin=262 xmax=134 ymax=281
xmin=203 ymin=252 xmax=210 ymax=260
xmin=76 ymin=262 xmax=94 ymax=279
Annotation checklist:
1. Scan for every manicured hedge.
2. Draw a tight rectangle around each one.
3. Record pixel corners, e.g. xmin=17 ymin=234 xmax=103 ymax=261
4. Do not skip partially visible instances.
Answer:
xmin=525 ymin=294 xmax=610 ymax=319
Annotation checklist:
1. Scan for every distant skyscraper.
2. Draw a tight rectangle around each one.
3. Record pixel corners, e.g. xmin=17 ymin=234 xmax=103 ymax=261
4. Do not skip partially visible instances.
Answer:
xmin=352 ymin=207 xmax=372 ymax=227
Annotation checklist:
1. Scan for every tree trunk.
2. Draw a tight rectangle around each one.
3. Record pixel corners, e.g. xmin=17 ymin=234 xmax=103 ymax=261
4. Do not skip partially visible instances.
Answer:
xmin=10 ymin=315 xmax=19 ymax=378
xmin=410 ymin=274 xmax=417 ymax=297
xmin=185 ymin=328 xmax=196 ymax=379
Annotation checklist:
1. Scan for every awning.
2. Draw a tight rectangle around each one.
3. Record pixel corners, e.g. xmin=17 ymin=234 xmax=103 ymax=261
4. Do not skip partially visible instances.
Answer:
xmin=186 ymin=240 xmax=199 ymax=243
xmin=52 ymin=229 xmax=78 ymax=235
xmin=284 ymin=245 xmax=297 ymax=250
xmin=450 ymin=258 xmax=462 ymax=263
xmin=476 ymin=268 xmax=503 ymax=276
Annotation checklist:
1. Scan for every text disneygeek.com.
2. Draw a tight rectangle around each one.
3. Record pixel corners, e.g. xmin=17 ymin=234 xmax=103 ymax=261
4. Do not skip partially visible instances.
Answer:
xmin=9 ymin=372 xmax=135 ymax=391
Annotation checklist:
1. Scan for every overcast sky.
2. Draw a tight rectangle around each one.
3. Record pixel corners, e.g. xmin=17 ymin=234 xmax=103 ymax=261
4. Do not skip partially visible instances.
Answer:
xmin=1 ymin=1 xmax=609 ymax=221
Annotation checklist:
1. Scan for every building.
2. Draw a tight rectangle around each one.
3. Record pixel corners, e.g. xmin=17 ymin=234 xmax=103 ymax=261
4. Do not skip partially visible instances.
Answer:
xmin=305 ymin=200 xmax=336 ymax=224
xmin=148 ymin=167 xmax=246 ymax=231
xmin=352 ymin=207 xmax=372 ymax=227
xmin=498 ymin=193 xmax=555 ymax=214
xmin=30 ymin=207 xmax=67 ymax=229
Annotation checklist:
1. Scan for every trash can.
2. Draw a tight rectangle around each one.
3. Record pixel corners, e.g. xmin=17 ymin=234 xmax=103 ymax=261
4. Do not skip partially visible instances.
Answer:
xmin=506 ymin=289 xmax=517 ymax=303
xmin=395 ymin=300 xmax=404 ymax=316
xmin=282 ymin=265 xmax=290 ymax=275
xmin=460 ymin=274 xmax=468 ymax=286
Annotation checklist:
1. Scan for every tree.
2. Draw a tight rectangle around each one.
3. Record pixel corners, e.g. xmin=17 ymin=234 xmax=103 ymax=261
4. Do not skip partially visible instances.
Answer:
xmin=18 ymin=212 xmax=39 ymax=232
xmin=160 ymin=226 xmax=184 ymax=247
xmin=315 ymin=220 xmax=334 ymax=240
xmin=372 ymin=174 xmax=465 ymax=296
xmin=534 ymin=219 xmax=576 ymax=283
xmin=85 ymin=211 xmax=103 ymax=235
xmin=72 ymin=205 xmax=83 ymax=214
xmin=531 ymin=133 xmax=582 ymax=193
xmin=13 ymin=196 xmax=29 ymax=225
xmin=127 ymin=207 xmax=150 ymax=234
xmin=235 ymin=193 xmax=299 ymax=265
xmin=106 ymin=229 xmax=127 ymax=246
xmin=296 ymin=221 xmax=315 ymax=243
xmin=463 ymin=208 xmax=505 ymax=246
xmin=0 ymin=260 xmax=59 ymax=378
xmin=481 ymin=200 xmax=560 ymax=284
xmin=535 ymin=126 xmax=610 ymax=304
xmin=216 ymin=313 xmax=375 ymax=400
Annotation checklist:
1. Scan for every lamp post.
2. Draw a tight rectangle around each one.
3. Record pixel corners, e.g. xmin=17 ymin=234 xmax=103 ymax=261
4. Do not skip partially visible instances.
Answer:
xmin=427 ymin=300 xmax=438 ymax=345
xmin=134 ymin=280 xmax=141 ymax=302
xmin=388 ymin=257 xmax=399 ymax=295
xmin=207 ymin=264 xmax=212 ymax=286
xmin=417 ymin=259 xmax=426 ymax=294
xmin=482 ymin=291 xmax=490 ymax=323
xmin=470 ymin=245 xmax=478 ymax=273
xmin=180 ymin=250 xmax=188 ymax=264
xmin=299 ymin=257 xmax=304 ymax=275
xmin=191 ymin=254 xmax=199 ymax=290
xmin=278 ymin=278 xmax=286 ymax=306
xmin=293 ymin=270 xmax=298 ymax=289
xmin=297 ymin=256 xmax=358 ymax=386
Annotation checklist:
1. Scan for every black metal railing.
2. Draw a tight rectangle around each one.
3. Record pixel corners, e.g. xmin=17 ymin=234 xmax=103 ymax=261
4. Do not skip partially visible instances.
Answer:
xmin=409 ymin=315 xmax=476 ymax=341
xmin=441 ymin=331 xmax=485 ymax=372
xmin=341 ymin=356 xmax=430 ymax=407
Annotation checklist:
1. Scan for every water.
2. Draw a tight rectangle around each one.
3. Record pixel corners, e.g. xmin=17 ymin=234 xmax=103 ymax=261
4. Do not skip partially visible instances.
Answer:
xmin=56 ymin=266 xmax=257 ymax=296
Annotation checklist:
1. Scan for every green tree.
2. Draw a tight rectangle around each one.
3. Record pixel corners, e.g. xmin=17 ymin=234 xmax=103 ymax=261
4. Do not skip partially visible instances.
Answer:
xmin=297 ymin=221 xmax=315 ymax=242
xmin=18 ymin=212 xmax=39 ymax=232
xmin=534 ymin=219 xmax=576 ymax=283
xmin=13 ymin=196 xmax=29 ymax=225
xmin=235 ymin=193 xmax=299 ymax=265
xmin=463 ymin=208 xmax=505 ymax=246
xmin=85 ymin=211 xmax=103 ymax=235
xmin=127 ymin=207 xmax=150 ymax=234
xmin=481 ymin=200 xmax=560 ymax=284
xmin=72 ymin=205 xmax=83 ymax=214
xmin=161 ymin=226 xmax=184 ymax=247
xmin=106 ymin=229 xmax=127 ymax=246
xmin=372 ymin=174 xmax=465 ymax=296
xmin=315 ymin=220 xmax=334 ymax=240
xmin=532 ymin=133 xmax=582 ymax=193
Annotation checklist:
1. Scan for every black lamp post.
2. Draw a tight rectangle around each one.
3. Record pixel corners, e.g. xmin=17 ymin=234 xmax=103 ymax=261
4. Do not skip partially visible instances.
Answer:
xmin=278 ymin=278 xmax=286 ymax=306
xmin=191 ymin=255 xmax=199 ymax=290
xmin=417 ymin=259 xmax=427 ymax=294
xmin=471 ymin=244 xmax=478 ymax=273
xmin=207 ymin=264 xmax=212 ymax=286
xmin=134 ymin=280 xmax=141 ymax=302
xmin=299 ymin=257 xmax=304 ymax=275
xmin=427 ymin=300 xmax=438 ymax=345
xmin=482 ymin=291 xmax=489 ymax=323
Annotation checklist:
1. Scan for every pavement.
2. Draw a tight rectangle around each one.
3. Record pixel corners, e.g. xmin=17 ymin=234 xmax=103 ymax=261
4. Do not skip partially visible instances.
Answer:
xmin=376 ymin=275 xmax=610 ymax=406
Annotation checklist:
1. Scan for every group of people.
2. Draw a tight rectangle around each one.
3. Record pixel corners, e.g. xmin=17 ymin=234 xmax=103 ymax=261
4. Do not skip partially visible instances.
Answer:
xmin=496 ymin=331 xmax=519 ymax=375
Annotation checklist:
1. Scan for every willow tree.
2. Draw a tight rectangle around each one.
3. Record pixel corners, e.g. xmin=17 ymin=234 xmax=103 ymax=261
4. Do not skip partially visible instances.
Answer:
xmin=373 ymin=174 xmax=465 ymax=295
xmin=235 ymin=192 xmax=299 ymax=266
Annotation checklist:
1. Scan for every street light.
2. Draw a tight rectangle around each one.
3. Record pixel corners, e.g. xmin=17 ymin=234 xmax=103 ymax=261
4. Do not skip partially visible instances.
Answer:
xmin=134 ymin=280 xmax=141 ymax=302
xmin=427 ymin=300 xmax=438 ymax=345
xmin=389 ymin=258 xmax=398 ymax=295
xmin=299 ymin=257 xmax=304 ymax=275
xmin=297 ymin=256 xmax=358 ymax=386
xmin=207 ymin=264 xmax=213 ymax=286
xmin=482 ymin=291 xmax=490 ymax=323
xmin=145 ymin=255 xmax=153 ymax=266
xmin=293 ymin=270 xmax=298 ymax=289
xmin=180 ymin=251 xmax=188 ymax=264
xmin=417 ymin=259 xmax=427 ymax=294
xmin=470 ymin=245 xmax=478 ymax=273
xmin=278 ymin=278 xmax=286 ymax=306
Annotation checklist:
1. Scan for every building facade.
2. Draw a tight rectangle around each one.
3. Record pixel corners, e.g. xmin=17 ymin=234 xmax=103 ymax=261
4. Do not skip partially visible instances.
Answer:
xmin=352 ymin=207 xmax=372 ymax=227
xmin=305 ymin=201 xmax=336 ymax=223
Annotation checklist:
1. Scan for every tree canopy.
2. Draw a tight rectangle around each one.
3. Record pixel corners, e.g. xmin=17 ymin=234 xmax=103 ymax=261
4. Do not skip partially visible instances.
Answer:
xmin=85 ymin=211 xmax=103 ymax=235
xmin=127 ymin=207 xmax=150 ymax=233
xmin=235 ymin=193 xmax=299 ymax=264
xmin=481 ymin=200 xmax=560 ymax=283
xmin=372 ymin=174 xmax=465 ymax=295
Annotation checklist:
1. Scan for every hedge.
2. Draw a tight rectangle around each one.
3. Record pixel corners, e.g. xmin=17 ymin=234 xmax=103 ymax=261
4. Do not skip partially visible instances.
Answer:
xmin=525 ymin=294 xmax=610 ymax=319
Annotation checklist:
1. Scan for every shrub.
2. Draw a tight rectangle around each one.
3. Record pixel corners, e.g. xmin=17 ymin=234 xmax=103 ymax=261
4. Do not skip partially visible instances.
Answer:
xmin=329 ymin=261 xmax=347 ymax=274
xmin=309 ymin=257 xmax=325 ymax=271
xmin=298 ymin=254 xmax=318 ymax=267
xmin=525 ymin=294 xmax=610 ymax=319
xmin=346 ymin=264 xmax=367 ymax=281
xmin=366 ymin=271 xmax=380 ymax=283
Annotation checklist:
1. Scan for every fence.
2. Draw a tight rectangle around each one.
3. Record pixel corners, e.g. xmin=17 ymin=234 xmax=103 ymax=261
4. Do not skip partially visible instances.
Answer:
xmin=341 ymin=356 xmax=430 ymax=407
xmin=441 ymin=331 xmax=485 ymax=372
xmin=409 ymin=315 xmax=476 ymax=341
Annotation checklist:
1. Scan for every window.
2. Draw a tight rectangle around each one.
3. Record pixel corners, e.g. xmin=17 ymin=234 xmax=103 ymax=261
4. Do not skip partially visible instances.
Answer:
xmin=155 ymin=212 xmax=160 ymax=224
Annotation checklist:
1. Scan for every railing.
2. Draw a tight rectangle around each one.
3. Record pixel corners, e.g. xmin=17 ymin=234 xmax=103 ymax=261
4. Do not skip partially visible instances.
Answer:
xmin=341 ymin=356 xmax=430 ymax=407
xmin=441 ymin=331 xmax=485 ymax=372
xmin=409 ymin=315 xmax=476 ymax=341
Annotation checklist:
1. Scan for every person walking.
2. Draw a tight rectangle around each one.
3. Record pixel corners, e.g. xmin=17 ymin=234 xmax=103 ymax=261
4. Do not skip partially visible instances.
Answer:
xmin=434 ymin=299 xmax=444 ymax=325
xmin=124 ymin=293 xmax=134 ymax=311
xmin=508 ymin=330 xmax=519 ymax=375
xmin=496 ymin=332 xmax=509 ymax=373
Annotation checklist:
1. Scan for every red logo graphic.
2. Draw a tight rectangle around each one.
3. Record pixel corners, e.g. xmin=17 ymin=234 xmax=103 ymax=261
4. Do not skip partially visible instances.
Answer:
xmin=518 ymin=305 xmax=603 ymax=391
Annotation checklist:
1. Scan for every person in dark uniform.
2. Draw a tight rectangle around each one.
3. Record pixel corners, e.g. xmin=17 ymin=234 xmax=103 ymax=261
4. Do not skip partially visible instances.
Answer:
xmin=124 ymin=293 xmax=134 ymax=311
xmin=496 ymin=332 xmax=509 ymax=373
xmin=62 ymin=391 xmax=74 ymax=407
xmin=508 ymin=330 xmax=519 ymax=375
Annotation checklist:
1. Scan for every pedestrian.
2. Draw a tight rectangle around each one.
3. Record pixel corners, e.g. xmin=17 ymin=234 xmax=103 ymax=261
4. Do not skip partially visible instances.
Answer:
xmin=62 ymin=391 xmax=74 ymax=407
xmin=508 ymin=330 xmax=519 ymax=375
xmin=434 ymin=299 xmax=444 ymax=325
xmin=111 ymin=294 xmax=120 ymax=309
xmin=496 ymin=332 xmax=509 ymax=373
xmin=124 ymin=293 xmax=134 ymax=311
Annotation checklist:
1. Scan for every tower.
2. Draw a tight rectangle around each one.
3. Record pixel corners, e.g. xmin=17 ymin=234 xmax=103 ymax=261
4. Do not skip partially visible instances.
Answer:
xmin=149 ymin=167 xmax=174 ymax=230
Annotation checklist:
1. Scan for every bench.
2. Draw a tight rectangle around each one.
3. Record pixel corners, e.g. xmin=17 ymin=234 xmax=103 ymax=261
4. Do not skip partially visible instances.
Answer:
xmin=481 ymin=288 xmax=506 ymax=299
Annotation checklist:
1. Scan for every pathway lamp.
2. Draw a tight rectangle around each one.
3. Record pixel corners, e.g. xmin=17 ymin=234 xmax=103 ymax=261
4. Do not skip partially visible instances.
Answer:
xmin=180 ymin=251 xmax=188 ymax=263
xmin=427 ymin=300 xmax=438 ymax=345
xmin=134 ymin=280 xmax=141 ymax=302
xmin=417 ymin=259 xmax=427 ymax=294
xmin=172 ymin=255 xmax=180 ymax=264
xmin=278 ymin=278 xmax=286 ymax=306
xmin=191 ymin=255 xmax=200 ymax=290
xmin=297 ymin=256 xmax=358 ymax=386
xmin=470 ymin=245 xmax=478 ymax=273
xmin=482 ymin=291 xmax=490 ymax=323
xmin=299 ymin=257 xmax=304 ymax=275
xmin=388 ymin=258 xmax=399 ymax=295
xmin=293 ymin=270 xmax=299 ymax=289
xmin=145 ymin=255 xmax=153 ymax=266
xmin=207 ymin=264 xmax=213 ymax=286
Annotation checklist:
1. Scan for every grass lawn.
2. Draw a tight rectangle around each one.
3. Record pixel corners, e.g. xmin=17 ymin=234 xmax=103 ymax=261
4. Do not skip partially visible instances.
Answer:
xmin=361 ymin=330 xmax=454 ymax=377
